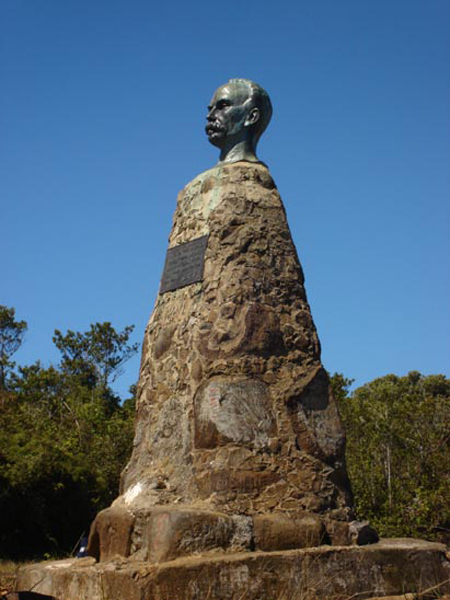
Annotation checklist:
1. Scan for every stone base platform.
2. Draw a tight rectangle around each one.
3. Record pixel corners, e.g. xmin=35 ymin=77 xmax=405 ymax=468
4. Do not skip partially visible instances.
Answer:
xmin=16 ymin=539 xmax=450 ymax=599
xmin=85 ymin=505 xmax=378 ymax=564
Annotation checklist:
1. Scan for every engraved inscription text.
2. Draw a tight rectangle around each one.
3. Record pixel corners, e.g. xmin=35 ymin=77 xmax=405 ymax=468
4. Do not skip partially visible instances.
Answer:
xmin=160 ymin=235 xmax=208 ymax=294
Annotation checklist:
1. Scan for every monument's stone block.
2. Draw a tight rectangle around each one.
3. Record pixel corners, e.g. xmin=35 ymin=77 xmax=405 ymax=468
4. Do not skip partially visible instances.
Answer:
xmin=253 ymin=512 xmax=326 ymax=551
xmin=116 ymin=162 xmax=353 ymax=540
xmin=87 ymin=506 xmax=135 ymax=562
xmin=76 ymin=159 xmax=363 ymax=570
xmin=144 ymin=508 xmax=237 ymax=563
xmin=16 ymin=540 xmax=450 ymax=599
xmin=87 ymin=505 xmax=254 ymax=564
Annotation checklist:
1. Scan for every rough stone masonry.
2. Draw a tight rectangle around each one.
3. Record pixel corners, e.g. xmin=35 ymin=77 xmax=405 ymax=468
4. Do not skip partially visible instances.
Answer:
xmin=87 ymin=159 xmax=372 ymax=565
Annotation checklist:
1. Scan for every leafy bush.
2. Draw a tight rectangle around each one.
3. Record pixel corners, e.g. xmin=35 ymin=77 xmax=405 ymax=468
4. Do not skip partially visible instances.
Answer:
xmin=334 ymin=371 xmax=450 ymax=542
xmin=0 ymin=308 xmax=136 ymax=559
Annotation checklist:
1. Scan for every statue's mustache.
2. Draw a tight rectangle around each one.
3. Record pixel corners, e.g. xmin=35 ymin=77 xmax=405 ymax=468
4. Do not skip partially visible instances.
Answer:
xmin=205 ymin=121 xmax=225 ymax=135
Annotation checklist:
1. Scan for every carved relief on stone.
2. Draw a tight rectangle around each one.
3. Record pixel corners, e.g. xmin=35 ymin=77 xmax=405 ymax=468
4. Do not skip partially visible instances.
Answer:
xmin=194 ymin=378 xmax=277 ymax=449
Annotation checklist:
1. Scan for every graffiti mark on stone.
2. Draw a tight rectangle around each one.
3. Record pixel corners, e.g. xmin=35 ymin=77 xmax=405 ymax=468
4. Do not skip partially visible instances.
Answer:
xmin=208 ymin=384 xmax=221 ymax=416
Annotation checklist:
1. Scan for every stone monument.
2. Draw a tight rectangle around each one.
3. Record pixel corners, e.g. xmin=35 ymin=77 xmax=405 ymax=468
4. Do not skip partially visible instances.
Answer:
xmin=16 ymin=80 xmax=450 ymax=599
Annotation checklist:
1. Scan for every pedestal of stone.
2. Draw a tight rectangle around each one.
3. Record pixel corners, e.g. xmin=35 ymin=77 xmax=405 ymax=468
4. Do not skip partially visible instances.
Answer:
xmin=16 ymin=163 xmax=450 ymax=598
xmin=16 ymin=540 xmax=450 ymax=599
xmin=86 ymin=162 xmax=359 ymax=565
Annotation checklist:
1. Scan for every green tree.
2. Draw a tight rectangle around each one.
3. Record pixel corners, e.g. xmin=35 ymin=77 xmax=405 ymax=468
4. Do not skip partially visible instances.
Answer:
xmin=0 ymin=318 xmax=137 ymax=559
xmin=339 ymin=371 xmax=450 ymax=541
xmin=329 ymin=372 xmax=354 ymax=404
xmin=0 ymin=306 xmax=27 ymax=390
xmin=53 ymin=323 xmax=138 ymax=390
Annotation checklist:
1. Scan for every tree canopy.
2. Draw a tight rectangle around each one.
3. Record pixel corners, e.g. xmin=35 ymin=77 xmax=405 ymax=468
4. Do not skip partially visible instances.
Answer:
xmin=335 ymin=371 xmax=450 ymax=542
xmin=0 ymin=309 xmax=138 ymax=559
xmin=53 ymin=322 xmax=139 ymax=390
xmin=0 ymin=305 xmax=27 ymax=390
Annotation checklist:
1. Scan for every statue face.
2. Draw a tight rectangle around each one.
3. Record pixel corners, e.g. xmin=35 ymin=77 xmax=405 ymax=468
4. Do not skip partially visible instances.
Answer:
xmin=205 ymin=83 xmax=254 ymax=148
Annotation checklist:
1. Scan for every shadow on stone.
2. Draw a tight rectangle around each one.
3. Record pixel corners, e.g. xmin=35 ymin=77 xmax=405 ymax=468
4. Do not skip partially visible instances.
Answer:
xmin=13 ymin=593 xmax=55 ymax=599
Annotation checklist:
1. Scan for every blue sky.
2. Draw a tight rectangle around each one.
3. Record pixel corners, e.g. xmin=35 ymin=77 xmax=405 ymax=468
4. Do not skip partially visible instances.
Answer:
xmin=2 ymin=0 xmax=449 ymax=398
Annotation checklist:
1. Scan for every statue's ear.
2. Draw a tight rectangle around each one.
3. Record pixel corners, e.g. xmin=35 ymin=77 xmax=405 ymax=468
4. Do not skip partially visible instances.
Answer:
xmin=245 ymin=107 xmax=260 ymax=127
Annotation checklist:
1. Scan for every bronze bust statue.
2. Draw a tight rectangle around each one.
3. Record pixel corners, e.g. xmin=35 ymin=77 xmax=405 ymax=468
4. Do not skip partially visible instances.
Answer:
xmin=205 ymin=79 xmax=272 ymax=165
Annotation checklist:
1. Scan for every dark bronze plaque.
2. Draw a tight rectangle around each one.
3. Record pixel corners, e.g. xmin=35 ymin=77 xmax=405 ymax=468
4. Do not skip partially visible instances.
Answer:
xmin=160 ymin=235 xmax=208 ymax=294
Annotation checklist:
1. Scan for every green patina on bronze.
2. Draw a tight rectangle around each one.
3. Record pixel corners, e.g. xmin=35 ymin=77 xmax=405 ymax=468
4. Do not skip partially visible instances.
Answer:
xmin=205 ymin=79 xmax=272 ymax=165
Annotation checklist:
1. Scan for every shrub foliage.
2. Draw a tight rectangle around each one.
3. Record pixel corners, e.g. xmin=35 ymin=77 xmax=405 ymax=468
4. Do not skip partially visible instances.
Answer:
xmin=0 ymin=306 xmax=136 ymax=559
xmin=333 ymin=371 xmax=450 ymax=542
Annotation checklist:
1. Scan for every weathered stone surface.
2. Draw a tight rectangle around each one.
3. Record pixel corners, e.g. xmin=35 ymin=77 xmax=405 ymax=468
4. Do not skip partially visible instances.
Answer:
xmin=87 ymin=506 xmax=135 ymax=562
xmin=87 ymin=505 xmax=255 ymax=563
xmin=253 ymin=512 xmax=326 ymax=551
xmin=16 ymin=540 xmax=450 ymax=600
xmin=146 ymin=508 xmax=234 ymax=562
xmin=9 ymin=594 xmax=55 ymax=599
xmin=71 ymin=161 xmax=362 ymax=575
xmin=194 ymin=378 xmax=277 ymax=449
xmin=84 ymin=504 xmax=383 ymax=567
xmin=116 ymin=162 xmax=353 ymax=532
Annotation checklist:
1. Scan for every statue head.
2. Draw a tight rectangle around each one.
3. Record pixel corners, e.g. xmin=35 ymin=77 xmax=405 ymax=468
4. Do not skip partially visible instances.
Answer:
xmin=205 ymin=79 xmax=272 ymax=165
